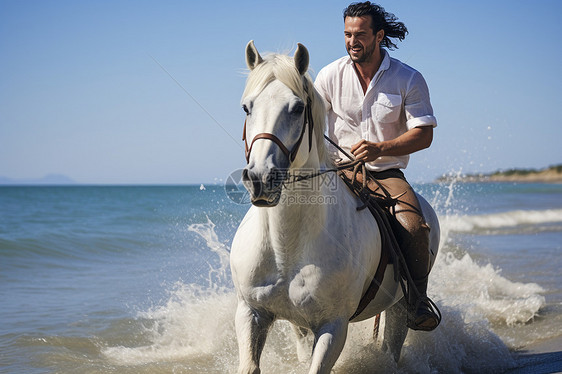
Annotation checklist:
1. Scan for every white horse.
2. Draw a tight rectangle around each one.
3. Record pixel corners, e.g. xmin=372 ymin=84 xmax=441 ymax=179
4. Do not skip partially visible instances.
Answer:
xmin=230 ymin=41 xmax=440 ymax=374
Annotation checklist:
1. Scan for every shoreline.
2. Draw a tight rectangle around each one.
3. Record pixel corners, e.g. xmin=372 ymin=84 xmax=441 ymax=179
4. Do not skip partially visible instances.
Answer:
xmin=436 ymin=165 xmax=562 ymax=184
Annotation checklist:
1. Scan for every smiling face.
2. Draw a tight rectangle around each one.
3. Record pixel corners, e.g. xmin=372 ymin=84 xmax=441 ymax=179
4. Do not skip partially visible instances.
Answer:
xmin=344 ymin=15 xmax=384 ymax=65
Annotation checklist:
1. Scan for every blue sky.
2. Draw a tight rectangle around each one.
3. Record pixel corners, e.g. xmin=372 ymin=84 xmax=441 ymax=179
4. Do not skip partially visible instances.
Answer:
xmin=1 ymin=0 xmax=561 ymax=184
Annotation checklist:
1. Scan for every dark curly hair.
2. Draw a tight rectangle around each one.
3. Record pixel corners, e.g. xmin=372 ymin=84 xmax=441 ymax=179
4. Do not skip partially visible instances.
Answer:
xmin=343 ymin=2 xmax=408 ymax=50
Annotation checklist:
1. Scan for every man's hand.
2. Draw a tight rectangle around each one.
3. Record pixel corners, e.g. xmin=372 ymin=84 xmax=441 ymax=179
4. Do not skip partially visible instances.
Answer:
xmin=351 ymin=140 xmax=382 ymax=162
xmin=350 ymin=127 xmax=433 ymax=163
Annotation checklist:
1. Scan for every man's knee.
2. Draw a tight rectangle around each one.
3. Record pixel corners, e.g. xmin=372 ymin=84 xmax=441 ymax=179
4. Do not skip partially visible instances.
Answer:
xmin=395 ymin=212 xmax=429 ymax=249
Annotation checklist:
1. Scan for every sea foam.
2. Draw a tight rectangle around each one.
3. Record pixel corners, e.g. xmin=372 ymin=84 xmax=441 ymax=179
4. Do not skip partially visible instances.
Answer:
xmin=441 ymin=208 xmax=562 ymax=233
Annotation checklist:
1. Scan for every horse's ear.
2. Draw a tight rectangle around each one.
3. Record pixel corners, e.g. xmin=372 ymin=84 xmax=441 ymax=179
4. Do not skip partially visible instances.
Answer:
xmin=245 ymin=40 xmax=263 ymax=70
xmin=294 ymin=43 xmax=309 ymax=76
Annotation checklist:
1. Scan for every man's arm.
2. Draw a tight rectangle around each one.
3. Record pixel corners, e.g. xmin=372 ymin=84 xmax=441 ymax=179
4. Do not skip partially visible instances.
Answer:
xmin=350 ymin=126 xmax=433 ymax=163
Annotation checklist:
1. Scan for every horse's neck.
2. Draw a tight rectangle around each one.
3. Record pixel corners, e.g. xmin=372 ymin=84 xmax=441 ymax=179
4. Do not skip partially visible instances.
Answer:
xmin=259 ymin=160 xmax=332 ymax=262
xmin=258 ymin=132 xmax=335 ymax=265
xmin=272 ymin=136 xmax=332 ymax=232
xmin=260 ymin=189 xmax=327 ymax=272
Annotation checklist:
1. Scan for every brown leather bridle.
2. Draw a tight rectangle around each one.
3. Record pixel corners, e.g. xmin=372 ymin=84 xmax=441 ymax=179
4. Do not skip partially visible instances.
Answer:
xmin=243 ymin=97 xmax=314 ymax=164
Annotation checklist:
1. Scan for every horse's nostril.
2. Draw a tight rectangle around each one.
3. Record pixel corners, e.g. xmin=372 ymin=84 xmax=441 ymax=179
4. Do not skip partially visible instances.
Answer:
xmin=242 ymin=168 xmax=263 ymax=195
xmin=267 ymin=168 xmax=286 ymax=188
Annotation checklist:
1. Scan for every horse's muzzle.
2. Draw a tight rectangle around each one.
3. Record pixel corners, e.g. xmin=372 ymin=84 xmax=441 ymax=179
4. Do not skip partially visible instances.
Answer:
xmin=242 ymin=167 xmax=287 ymax=207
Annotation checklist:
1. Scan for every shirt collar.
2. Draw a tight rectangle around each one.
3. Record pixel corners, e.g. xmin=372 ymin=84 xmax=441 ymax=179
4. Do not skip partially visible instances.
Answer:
xmin=379 ymin=49 xmax=391 ymax=72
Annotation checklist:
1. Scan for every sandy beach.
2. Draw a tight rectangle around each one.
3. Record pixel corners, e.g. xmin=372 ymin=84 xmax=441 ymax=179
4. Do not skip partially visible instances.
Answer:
xmin=487 ymin=169 xmax=562 ymax=184
xmin=437 ymin=165 xmax=562 ymax=184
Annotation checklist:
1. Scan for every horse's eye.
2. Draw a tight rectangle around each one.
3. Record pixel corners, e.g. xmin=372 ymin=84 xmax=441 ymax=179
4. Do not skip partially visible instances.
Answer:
xmin=242 ymin=105 xmax=250 ymax=114
xmin=290 ymin=101 xmax=305 ymax=115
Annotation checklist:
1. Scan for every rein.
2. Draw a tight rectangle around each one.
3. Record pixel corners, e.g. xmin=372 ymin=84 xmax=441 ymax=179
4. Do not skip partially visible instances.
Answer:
xmin=281 ymin=135 xmax=362 ymax=184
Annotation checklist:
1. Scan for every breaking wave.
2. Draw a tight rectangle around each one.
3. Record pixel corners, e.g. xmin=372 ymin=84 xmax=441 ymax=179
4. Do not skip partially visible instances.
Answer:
xmin=441 ymin=208 xmax=562 ymax=234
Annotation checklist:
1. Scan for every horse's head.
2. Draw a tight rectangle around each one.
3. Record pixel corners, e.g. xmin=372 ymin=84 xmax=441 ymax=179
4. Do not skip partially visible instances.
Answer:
xmin=241 ymin=41 xmax=326 ymax=207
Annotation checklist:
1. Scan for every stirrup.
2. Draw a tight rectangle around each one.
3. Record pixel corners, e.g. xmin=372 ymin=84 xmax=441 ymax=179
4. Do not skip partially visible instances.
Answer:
xmin=407 ymin=295 xmax=441 ymax=331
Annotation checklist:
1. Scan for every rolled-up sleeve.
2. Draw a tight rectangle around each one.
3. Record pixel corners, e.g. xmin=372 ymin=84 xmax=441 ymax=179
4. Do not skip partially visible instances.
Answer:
xmin=405 ymin=72 xmax=437 ymax=130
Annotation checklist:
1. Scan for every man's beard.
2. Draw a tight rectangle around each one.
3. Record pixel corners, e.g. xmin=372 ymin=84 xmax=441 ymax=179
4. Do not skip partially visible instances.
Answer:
xmin=347 ymin=41 xmax=377 ymax=64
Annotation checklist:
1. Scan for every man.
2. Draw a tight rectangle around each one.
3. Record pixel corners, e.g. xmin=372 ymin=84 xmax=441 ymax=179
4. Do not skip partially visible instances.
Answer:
xmin=314 ymin=1 xmax=440 ymax=331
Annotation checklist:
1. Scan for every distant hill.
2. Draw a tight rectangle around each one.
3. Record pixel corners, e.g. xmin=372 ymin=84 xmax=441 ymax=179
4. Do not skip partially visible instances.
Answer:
xmin=436 ymin=165 xmax=562 ymax=183
xmin=0 ymin=174 xmax=77 ymax=185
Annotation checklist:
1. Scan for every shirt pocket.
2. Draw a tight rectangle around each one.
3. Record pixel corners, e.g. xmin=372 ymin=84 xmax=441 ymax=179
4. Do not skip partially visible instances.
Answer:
xmin=374 ymin=93 xmax=402 ymax=123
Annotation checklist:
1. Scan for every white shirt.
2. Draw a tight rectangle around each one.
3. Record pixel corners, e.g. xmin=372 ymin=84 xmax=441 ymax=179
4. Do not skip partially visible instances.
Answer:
xmin=314 ymin=50 xmax=437 ymax=171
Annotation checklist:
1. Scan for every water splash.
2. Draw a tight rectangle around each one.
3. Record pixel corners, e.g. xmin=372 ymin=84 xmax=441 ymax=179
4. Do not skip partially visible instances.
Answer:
xmin=101 ymin=215 xmax=546 ymax=373
xmin=431 ymin=252 xmax=545 ymax=326
xmin=186 ymin=216 xmax=232 ymax=290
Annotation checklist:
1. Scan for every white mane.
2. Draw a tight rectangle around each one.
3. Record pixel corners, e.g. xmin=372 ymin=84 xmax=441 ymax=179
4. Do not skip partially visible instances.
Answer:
xmin=242 ymin=52 xmax=331 ymax=166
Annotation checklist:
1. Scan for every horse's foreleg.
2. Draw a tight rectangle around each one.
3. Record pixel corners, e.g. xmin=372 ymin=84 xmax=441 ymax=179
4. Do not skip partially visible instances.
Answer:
xmin=382 ymin=297 xmax=409 ymax=362
xmin=308 ymin=318 xmax=348 ymax=374
xmin=292 ymin=324 xmax=312 ymax=362
xmin=235 ymin=301 xmax=273 ymax=374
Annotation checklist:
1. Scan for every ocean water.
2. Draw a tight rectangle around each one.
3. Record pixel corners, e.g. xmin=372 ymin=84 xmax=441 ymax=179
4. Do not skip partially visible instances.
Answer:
xmin=1 ymin=181 xmax=561 ymax=373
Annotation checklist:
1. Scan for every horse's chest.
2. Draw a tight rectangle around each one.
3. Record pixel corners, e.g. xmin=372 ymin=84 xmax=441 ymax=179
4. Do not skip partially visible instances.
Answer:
xmin=245 ymin=264 xmax=326 ymax=319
